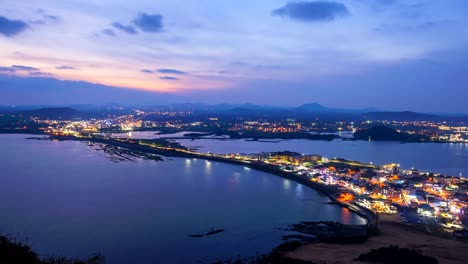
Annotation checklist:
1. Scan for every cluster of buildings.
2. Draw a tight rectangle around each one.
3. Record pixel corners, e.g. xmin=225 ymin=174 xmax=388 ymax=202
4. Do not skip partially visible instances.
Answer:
xmin=8 ymin=109 xmax=468 ymax=230
xmin=249 ymin=153 xmax=468 ymax=231
xmin=4 ymin=106 xmax=466 ymax=143
xmin=231 ymin=120 xmax=303 ymax=133
xmin=34 ymin=113 xmax=467 ymax=233
xmin=378 ymin=120 xmax=468 ymax=143
xmin=35 ymin=113 xmax=144 ymax=135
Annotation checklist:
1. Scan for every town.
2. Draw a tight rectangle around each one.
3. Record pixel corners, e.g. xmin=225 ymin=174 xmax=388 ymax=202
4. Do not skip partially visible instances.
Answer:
xmin=42 ymin=127 xmax=468 ymax=239
xmin=1 ymin=105 xmax=468 ymax=143
xmin=3 ymin=105 xmax=468 ymax=237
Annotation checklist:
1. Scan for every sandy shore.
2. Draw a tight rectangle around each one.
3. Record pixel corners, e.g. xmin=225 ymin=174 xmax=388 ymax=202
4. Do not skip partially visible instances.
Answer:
xmin=286 ymin=215 xmax=468 ymax=264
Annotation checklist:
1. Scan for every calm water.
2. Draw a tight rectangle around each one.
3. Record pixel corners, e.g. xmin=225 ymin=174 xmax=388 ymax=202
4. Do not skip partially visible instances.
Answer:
xmin=175 ymin=138 xmax=468 ymax=177
xmin=0 ymin=134 xmax=364 ymax=264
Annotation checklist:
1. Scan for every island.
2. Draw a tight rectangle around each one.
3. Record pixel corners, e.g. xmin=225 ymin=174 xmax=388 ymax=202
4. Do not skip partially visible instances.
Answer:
xmin=353 ymin=125 xmax=430 ymax=142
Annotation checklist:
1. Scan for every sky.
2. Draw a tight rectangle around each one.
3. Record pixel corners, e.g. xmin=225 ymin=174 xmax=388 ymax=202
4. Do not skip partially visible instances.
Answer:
xmin=0 ymin=0 xmax=467 ymax=112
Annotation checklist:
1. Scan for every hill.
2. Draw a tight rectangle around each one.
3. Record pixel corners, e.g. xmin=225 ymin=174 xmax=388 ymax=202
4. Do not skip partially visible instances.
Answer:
xmin=363 ymin=111 xmax=440 ymax=121
xmin=296 ymin=103 xmax=377 ymax=114
xmin=297 ymin=103 xmax=329 ymax=112
xmin=354 ymin=126 xmax=429 ymax=142
xmin=17 ymin=107 xmax=92 ymax=120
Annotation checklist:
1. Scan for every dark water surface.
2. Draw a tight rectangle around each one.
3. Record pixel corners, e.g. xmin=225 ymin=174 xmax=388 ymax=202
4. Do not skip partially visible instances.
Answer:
xmin=0 ymin=134 xmax=364 ymax=264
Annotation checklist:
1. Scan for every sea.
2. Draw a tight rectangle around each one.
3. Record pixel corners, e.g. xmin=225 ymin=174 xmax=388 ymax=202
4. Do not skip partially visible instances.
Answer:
xmin=0 ymin=134 xmax=365 ymax=264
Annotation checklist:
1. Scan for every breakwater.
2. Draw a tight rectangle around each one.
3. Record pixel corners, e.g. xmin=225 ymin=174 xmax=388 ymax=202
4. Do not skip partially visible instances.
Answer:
xmin=50 ymin=135 xmax=377 ymax=234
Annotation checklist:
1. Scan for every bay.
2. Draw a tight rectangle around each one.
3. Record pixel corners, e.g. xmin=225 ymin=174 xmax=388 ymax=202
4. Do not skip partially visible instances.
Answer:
xmin=0 ymin=134 xmax=364 ymax=264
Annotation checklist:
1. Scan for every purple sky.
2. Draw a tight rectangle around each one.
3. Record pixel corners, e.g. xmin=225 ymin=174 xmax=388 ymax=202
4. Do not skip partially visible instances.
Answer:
xmin=0 ymin=0 xmax=467 ymax=112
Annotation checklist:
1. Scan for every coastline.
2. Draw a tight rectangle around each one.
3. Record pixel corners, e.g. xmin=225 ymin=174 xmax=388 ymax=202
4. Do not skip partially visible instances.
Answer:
xmin=48 ymin=134 xmax=376 ymax=225
xmin=3 ymin=133 xmax=467 ymax=263
xmin=2 ymin=133 xmax=375 ymax=264
xmin=3 ymin=128 xmax=467 ymax=143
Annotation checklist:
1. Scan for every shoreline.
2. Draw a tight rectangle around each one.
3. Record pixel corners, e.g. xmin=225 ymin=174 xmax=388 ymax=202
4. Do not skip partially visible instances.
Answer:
xmin=3 ymin=133 xmax=467 ymax=263
xmin=47 ymin=134 xmax=377 ymax=225
xmin=2 ymin=128 xmax=468 ymax=143
xmin=2 ymin=133 xmax=377 ymax=264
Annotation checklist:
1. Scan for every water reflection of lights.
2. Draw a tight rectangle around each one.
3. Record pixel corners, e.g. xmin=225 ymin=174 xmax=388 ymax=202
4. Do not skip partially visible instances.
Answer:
xmin=244 ymin=166 xmax=251 ymax=170
xmin=233 ymin=172 xmax=241 ymax=183
xmin=283 ymin=179 xmax=291 ymax=190
xmin=205 ymin=160 xmax=212 ymax=175
xmin=295 ymin=184 xmax=303 ymax=198
xmin=184 ymin=159 xmax=192 ymax=173
xmin=341 ymin=208 xmax=351 ymax=224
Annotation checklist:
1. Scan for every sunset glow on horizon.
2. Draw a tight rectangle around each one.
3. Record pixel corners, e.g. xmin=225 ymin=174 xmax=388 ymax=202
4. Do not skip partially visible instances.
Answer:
xmin=1 ymin=0 xmax=468 ymax=112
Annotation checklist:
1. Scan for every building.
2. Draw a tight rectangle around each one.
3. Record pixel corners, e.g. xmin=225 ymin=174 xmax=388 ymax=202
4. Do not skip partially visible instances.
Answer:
xmin=269 ymin=151 xmax=322 ymax=164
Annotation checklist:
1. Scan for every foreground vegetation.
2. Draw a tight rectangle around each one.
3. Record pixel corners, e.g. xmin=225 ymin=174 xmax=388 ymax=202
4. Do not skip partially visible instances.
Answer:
xmin=0 ymin=235 xmax=104 ymax=264
xmin=355 ymin=245 xmax=438 ymax=264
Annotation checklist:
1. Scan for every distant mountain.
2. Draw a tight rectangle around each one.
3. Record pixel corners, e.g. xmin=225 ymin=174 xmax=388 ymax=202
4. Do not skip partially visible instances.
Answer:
xmin=296 ymin=102 xmax=377 ymax=114
xmin=17 ymin=107 xmax=92 ymax=120
xmin=225 ymin=107 xmax=257 ymax=114
xmin=0 ymin=74 xmax=185 ymax=105
xmin=165 ymin=102 xmax=376 ymax=115
xmin=166 ymin=103 xmax=282 ymax=112
xmin=363 ymin=111 xmax=440 ymax=121
xmin=354 ymin=126 xmax=429 ymax=142
xmin=297 ymin=103 xmax=328 ymax=112
xmin=5 ymin=100 xmax=462 ymax=123
xmin=167 ymin=104 xmax=466 ymax=122
xmin=0 ymin=105 xmax=56 ymax=113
